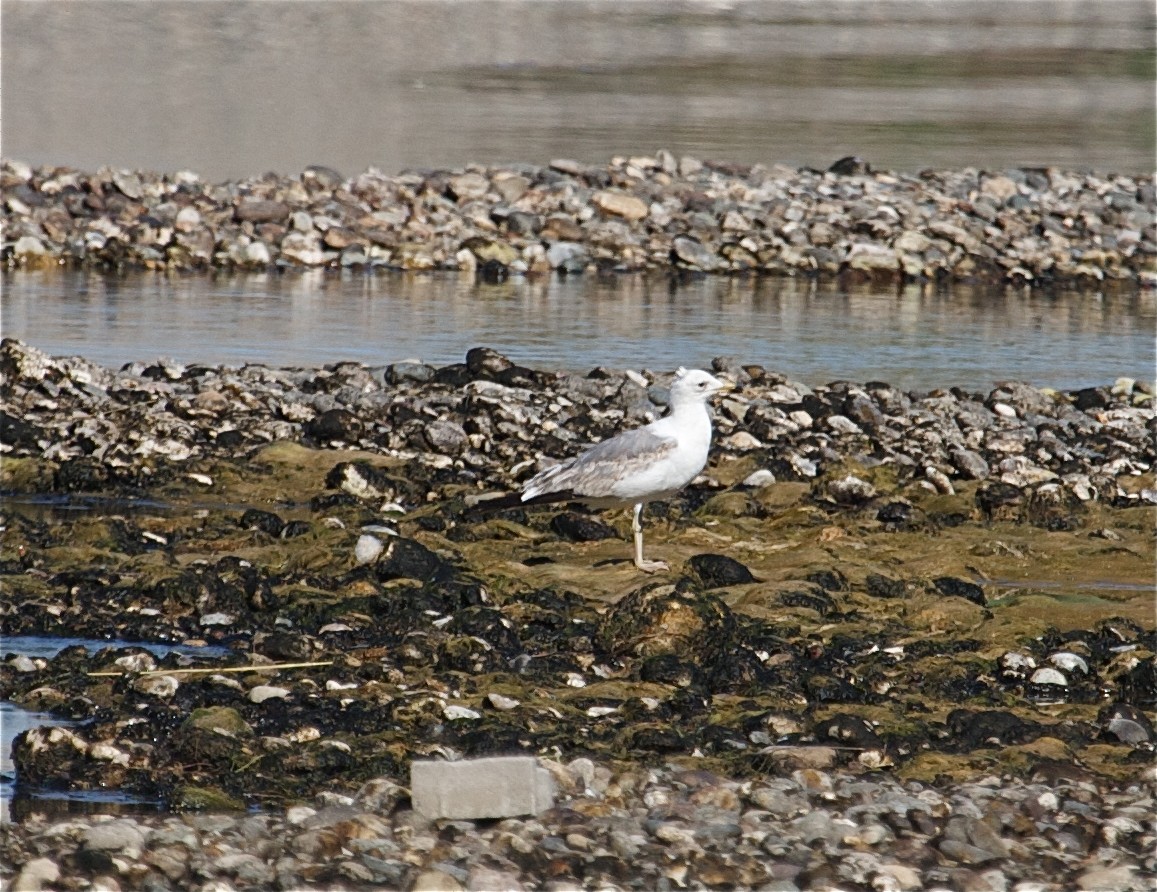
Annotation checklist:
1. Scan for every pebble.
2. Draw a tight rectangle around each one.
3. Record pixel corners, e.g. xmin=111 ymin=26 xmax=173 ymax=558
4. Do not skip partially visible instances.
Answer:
xmin=249 ymin=684 xmax=291 ymax=703
xmin=2 ymin=157 xmax=1149 ymax=286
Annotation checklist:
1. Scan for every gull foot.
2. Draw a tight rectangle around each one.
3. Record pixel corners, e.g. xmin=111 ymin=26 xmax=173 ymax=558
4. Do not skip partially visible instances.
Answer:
xmin=634 ymin=558 xmax=669 ymax=574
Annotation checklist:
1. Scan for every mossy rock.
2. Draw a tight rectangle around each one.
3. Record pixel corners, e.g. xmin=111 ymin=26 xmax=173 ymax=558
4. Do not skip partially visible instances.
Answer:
xmin=186 ymin=706 xmax=253 ymax=738
xmin=171 ymin=784 xmax=246 ymax=812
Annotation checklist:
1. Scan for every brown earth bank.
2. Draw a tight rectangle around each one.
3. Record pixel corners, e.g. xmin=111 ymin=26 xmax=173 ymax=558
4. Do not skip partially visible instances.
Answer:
xmin=0 ymin=338 xmax=1153 ymax=889
xmin=2 ymin=156 xmax=1154 ymax=289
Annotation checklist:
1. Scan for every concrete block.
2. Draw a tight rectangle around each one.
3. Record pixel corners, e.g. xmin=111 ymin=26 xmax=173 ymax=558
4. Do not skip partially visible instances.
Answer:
xmin=411 ymin=756 xmax=555 ymax=820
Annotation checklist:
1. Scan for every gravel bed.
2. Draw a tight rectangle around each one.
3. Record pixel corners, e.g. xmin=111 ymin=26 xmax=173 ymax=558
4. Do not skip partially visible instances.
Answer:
xmin=3 ymin=761 xmax=1154 ymax=891
xmin=3 ymin=156 xmax=1154 ymax=288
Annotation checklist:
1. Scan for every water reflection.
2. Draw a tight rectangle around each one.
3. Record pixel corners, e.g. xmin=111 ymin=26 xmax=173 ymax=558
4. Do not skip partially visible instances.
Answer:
xmin=2 ymin=1 xmax=1151 ymax=178
xmin=3 ymin=270 xmax=1153 ymax=390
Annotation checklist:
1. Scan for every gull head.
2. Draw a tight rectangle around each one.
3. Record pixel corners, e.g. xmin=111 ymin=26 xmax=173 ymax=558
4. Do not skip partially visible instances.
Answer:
xmin=669 ymin=367 xmax=736 ymax=408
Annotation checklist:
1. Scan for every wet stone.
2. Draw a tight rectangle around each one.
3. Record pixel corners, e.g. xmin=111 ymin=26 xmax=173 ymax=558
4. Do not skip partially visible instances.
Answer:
xmin=374 ymin=536 xmax=453 ymax=582
xmin=240 ymin=508 xmax=285 ymax=537
xmin=932 ymin=576 xmax=986 ymax=606
xmin=688 ymin=553 xmax=756 ymax=588
xmin=549 ymin=511 xmax=618 ymax=542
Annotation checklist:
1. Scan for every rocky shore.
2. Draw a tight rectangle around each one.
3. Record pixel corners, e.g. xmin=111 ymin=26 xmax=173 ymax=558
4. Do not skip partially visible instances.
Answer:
xmin=1 ymin=338 xmax=1154 ymax=889
xmin=3 ymin=156 xmax=1154 ymax=288
xmin=2 ymin=766 xmax=1153 ymax=891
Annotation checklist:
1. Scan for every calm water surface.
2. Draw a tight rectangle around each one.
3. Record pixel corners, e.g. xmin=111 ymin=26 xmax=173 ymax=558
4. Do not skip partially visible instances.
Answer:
xmin=3 ymin=0 xmax=1152 ymax=178
xmin=3 ymin=270 xmax=1153 ymax=390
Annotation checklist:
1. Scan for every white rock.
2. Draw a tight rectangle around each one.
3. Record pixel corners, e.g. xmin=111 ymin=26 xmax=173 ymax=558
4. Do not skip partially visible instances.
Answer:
xmin=10 ymin=655 xmax=39 ymax=673
xmin=249 ymin=685 xmax=292 ymax=703
xmin=12 ymin=856 xmax=60 ymax=892
xmin=742 ymin=469 xmax=776 ymax=488
xmin=1030 ymin=667 xmax=1068 ymax=686
xmin=245 ymin=241 xmax=272 ymax=264
xmin=826 ymin=415 xmax=863 ymax=435
xmin=174 ymin=206 xmax=202 ymax=232
xmin=114 ymin=653 xmax=156 ymax=673
xmin=13 ymin=235 xmax=46 ymax=256
xmin=444 ymin=704 xmax=482 ymax=721
xmin=487 ymin=693 xmax=520 ymax=710
xmin=200 ymin=612 xmax=235 ymax=626
xmin=286 ymin=805 xmax=317 ymax=825
xmin=354 ymin=533 xmax=384 ymax=565
xmin=132 ymin=674 xmax=179 ymax=698
xmin=924 ymin=466 xmax=954 ymax=494
xmin=1049 ymin=652 xmax=1088 ymax=674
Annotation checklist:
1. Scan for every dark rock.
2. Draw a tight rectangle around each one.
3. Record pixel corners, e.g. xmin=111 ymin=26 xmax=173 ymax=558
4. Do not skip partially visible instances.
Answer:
xmin=304 ymin=408 xmax=363 ymax=443
xmin=0 ymin=410 xmax=42 ymax=448
xmin=805 ymin=569 xmax=848 ymax=592
xmin=865 ymin=574 xmax=907 ymax=599
xmin=55 ymin=458 xmax=111 ymax=492
xmin=976 ymin=482 xmax=1024 ymax=522
xmin=688 ymin=553 xmax=756 ymax=588
xmin=876 ymin=501 xmax=915 ymax=526
xmin=1071 ymin=387 xmax=1110 ymax=411
xmin=1026 ymin=485 xmax=1083 ymax=530
xmin=946 ymin=709 xmax=1043 ymax=748
xmin=257 ymin=631 xmax=313 ymax=661
xmin=828 ymin=156 xmax=870 ymax=175
xmin=549 ymin=512 xmax=618 ymax=542
xmin=814 ymin=714 xmax=883 ymax=748
xmin=639 ymin=653 xmax=702 ymax=687
xmin=780 ymin=588 xmax=836 ymax=615
xmin=280 ymin=519 xmax=312 ymax=538
xmin=239 ymin=509 xmax=285 ymax=537
xmin=1115 ymin=657 xmax=1156 ymax=707
xmin=375 ymin=537 xmax=453 ymax=583
xmin=932 ymin=576 xmax=986 ymax=606
xmin=465 ymin=347 xmax=514 ymax=379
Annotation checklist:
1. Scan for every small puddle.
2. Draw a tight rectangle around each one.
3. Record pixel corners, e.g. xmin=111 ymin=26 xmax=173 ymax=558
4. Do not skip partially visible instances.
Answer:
xmin=2 ymin=634 xmax=233 ymax=660
xmin=1 ymin=635 xmax=231 ymax=821
xmin=979 ymin=577 xmax=1155 ymax=593
xmin=0 ymin=492 xmax=303 ymax=523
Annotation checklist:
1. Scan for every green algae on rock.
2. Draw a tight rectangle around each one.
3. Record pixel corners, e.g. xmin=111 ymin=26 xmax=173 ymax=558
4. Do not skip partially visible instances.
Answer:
xmin=1 ymin=341 xmax=1154 ymax=809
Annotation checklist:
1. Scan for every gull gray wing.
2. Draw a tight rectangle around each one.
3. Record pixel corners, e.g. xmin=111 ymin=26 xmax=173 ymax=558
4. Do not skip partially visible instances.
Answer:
xmin=523 ymin=427 xmax=677 ymax=501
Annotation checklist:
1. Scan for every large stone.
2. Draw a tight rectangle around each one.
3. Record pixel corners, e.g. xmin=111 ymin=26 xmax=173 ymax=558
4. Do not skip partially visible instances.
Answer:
xmin=411 ymin=756 xmax=555 ymax=820
xmin=12 ymin=858 xmax=60 ymax=892
xmin=592 ymin=189 xmax=648 ymax=221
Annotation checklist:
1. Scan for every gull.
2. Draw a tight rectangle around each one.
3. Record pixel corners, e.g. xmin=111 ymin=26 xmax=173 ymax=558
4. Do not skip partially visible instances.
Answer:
xmin=484 ymin=368 xmax=735 ymax=572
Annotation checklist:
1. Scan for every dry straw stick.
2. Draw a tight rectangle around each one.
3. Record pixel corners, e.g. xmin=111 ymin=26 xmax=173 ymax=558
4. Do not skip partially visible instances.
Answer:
xmin=87 ymin=660 xmax=334 ymax=678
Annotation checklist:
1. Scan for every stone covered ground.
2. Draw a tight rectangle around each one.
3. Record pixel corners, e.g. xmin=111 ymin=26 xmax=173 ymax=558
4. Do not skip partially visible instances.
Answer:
xmin=0 ymin=336 xmax=1154 ymax=890
xmin=2 ymin=155 xmax=1154 ymax=289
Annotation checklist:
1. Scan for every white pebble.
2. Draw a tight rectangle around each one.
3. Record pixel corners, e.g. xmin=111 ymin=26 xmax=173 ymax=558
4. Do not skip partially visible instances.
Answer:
xmin=742 ymin=469 xmax=776 ymax=488
xmin=354 ymin=533 xmax=384 ymax=565
xmin=249 ymin=685 xmax=292 ymax=703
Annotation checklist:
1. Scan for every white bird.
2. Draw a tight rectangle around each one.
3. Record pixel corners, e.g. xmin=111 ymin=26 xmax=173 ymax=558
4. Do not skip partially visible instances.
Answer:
xmin=484 ymin=368 xmax=735 ymax=572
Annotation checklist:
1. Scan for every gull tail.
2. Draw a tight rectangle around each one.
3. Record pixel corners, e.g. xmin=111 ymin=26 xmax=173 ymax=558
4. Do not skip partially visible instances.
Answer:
xmin=468 ymin=489 xmax=577 ymax=516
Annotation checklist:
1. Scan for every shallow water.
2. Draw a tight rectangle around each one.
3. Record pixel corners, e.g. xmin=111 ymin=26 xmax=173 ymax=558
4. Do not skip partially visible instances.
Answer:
xmin=0 ymin=637 xmax=232 ymax=819
xmin=3 ymin=0 xmax=1152 ymax=178
xmin=4 ymin=270 xmax=1154 ymax=391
